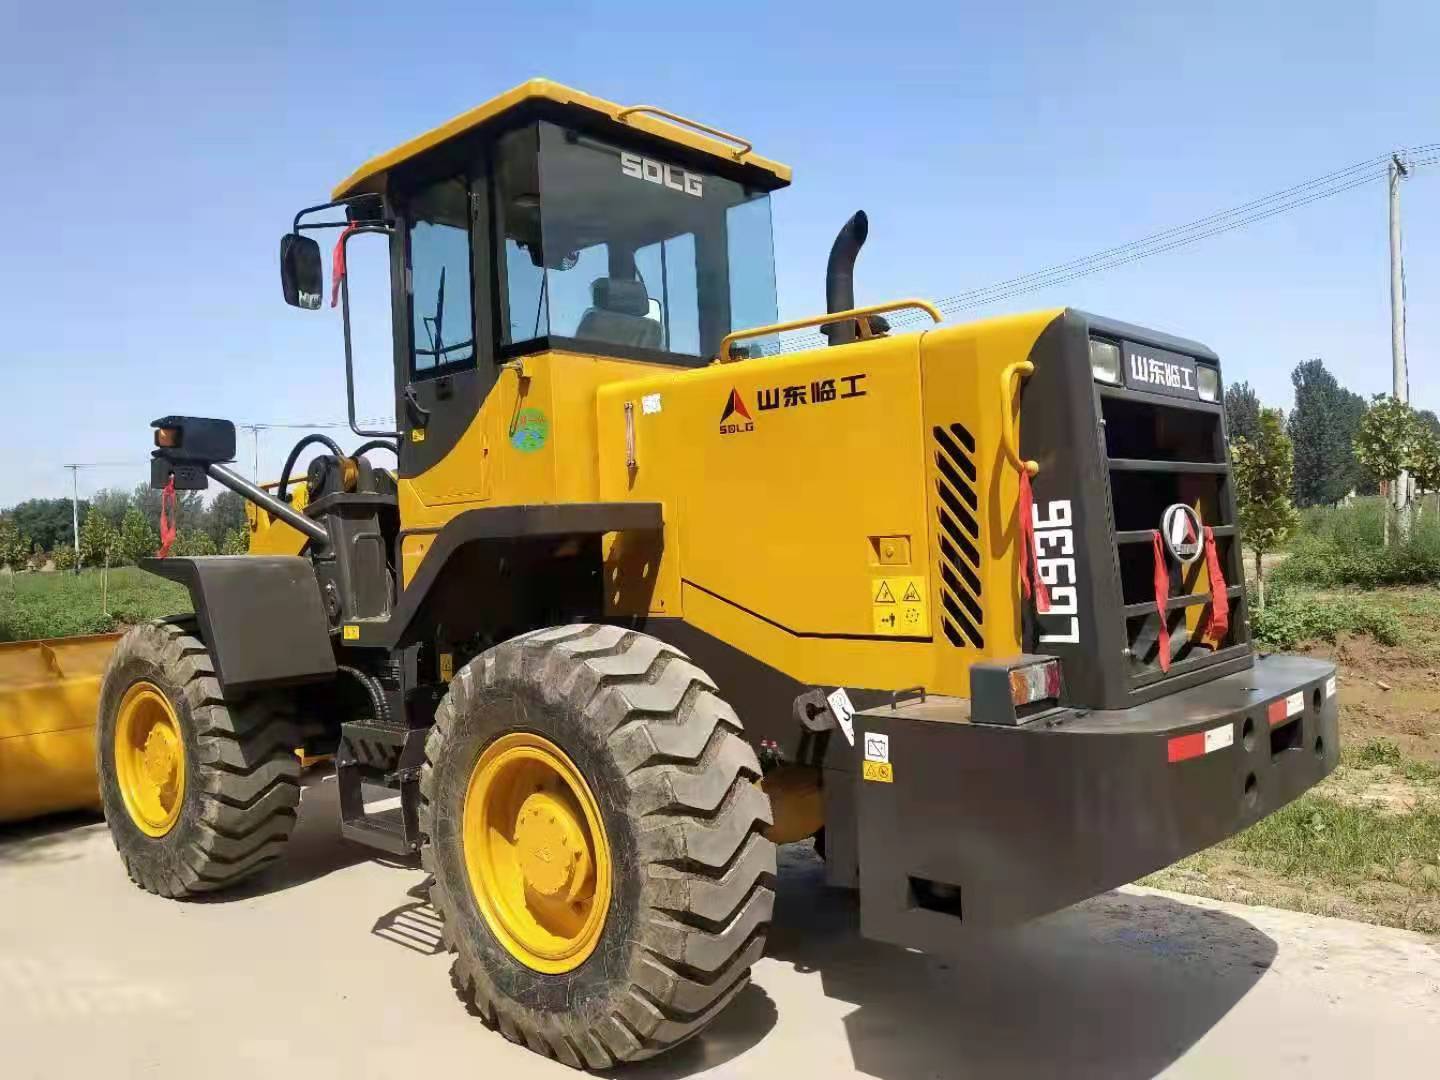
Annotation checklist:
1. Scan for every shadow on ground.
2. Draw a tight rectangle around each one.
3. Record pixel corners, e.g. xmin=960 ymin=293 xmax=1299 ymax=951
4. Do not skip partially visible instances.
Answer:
xmin=0 ymin=809 xmax=103 ymax=866
xmin=760 ymin=844 xmax=1277 ymax=1080
xmin=0 ymin=770 xmax=397 ymax=897
xmin=200 ymin=773 xmax=411 ymax=902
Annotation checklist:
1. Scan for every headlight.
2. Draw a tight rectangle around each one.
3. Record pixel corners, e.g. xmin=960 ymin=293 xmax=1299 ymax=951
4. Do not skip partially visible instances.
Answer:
xmin=1089 ymin=338 xmax=1122 ymax=384
xmin=1196 ymin=365 xmax=1220 ymax=402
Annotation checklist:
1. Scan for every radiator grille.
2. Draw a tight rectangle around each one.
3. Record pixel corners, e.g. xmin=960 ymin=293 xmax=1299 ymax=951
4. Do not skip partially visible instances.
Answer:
xmin=1099 ymin=391 xmax=1247 ymax=684
xmin=933 ymin=424 xmax=984 ymax=648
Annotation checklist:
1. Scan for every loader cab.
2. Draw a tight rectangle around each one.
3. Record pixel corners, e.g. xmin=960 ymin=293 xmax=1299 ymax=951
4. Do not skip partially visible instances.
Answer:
xmin=282 ymin=81 xmax=791 ymax=481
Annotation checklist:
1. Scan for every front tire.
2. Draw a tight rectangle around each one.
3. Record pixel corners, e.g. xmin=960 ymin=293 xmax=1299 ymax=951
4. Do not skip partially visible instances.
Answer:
xmin=420 ymin=625 xmax=776 ymax=1069
xmin=97 ymin=620 xmax=302 ymax=897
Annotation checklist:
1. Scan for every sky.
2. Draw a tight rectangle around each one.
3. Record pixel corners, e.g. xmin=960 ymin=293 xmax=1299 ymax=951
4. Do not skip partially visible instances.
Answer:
xmin=2 ymin=0 xmax=1437 ymax=508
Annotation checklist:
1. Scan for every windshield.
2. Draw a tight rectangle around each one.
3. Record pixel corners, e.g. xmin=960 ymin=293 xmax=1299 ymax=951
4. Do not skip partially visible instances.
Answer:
xmin=495 ymin=121 xmax=778 ymax=364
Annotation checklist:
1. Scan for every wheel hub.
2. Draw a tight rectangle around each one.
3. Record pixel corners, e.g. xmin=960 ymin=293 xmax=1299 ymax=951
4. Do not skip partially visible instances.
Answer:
xmin=461 ymin=731 xmax=612 ymax=974
xmin=514 ymin=791 xmax=595 ymax=903
xmin=141 ymin=725 xmax=180 ymax=793
xmin=113 ymin=681 xmax=187 ymax=838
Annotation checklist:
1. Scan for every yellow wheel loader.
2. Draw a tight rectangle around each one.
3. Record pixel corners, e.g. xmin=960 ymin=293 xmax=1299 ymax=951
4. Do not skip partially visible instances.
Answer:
xmin=91 ymin=80 xmax=1337 ymax=1067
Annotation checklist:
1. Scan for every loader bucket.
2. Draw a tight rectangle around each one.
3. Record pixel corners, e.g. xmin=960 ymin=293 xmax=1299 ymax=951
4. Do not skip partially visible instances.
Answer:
xmin=0 ymin=633 xmax=120 ymax=824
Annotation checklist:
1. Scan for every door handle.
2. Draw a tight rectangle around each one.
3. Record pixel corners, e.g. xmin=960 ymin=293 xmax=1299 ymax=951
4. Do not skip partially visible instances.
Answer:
xmin=403 ymin=383 xmax=432 ymax=425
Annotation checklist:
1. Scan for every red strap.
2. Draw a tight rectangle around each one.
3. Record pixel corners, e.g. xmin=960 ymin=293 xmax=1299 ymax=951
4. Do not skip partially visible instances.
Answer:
xmin=1198 ymin=525 xmax=1230 ymax=645
xmin=1018 ymin=470 xmax=1051 ymax=613
xmin=331 ymin=222 xmax=359 ymax=308
xmin=157 ymin=476 xmax=178 ymax=558
xmin=1152 ymin=530 xmax=1171 ymax=672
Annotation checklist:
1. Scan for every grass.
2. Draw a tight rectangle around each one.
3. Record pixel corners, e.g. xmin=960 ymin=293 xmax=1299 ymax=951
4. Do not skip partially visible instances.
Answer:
xmin=1142 ymin=738 xmax=1440 ymax=933
xmin=1248 ymin=589 xmax=1401 ymax=650
xmin=1346 ymin=738 xmax=1440 ymax=783
xmin=0 ymin=567 xmax=188 ymax=642
xmin=1274 ymin=496 xmax=1440 ymax=588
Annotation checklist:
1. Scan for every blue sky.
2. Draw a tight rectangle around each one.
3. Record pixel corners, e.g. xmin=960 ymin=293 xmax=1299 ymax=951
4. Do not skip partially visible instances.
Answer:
xmin=2 ymin=0 xmax=1437 ymax=506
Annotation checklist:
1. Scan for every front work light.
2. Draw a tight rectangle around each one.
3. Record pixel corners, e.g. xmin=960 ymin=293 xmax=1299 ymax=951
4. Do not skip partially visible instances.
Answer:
xmin=1089 ymin=338 xmax=1122 ymax=384
xmin=1196 ymin=364 xmax=1220 ymax=402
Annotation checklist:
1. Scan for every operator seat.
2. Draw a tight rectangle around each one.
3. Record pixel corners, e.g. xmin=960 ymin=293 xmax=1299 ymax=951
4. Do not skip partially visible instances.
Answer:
xmin=575 ymin=278 xmax=662 ymax=350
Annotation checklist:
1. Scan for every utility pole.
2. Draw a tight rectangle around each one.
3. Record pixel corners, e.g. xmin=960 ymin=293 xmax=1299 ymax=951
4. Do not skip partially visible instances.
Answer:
xmin=1390 ymin=153 xmax=1410 ymax=511
xmin=66 ymin=464 xmax=81 ymax=573
xmin=240 ymin=424 xmax=266 ymax=480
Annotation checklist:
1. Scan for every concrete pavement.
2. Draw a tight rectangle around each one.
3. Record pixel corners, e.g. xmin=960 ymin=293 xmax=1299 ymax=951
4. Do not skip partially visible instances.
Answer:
xmin=2 ymin=777 xmax=1438 ymax=1079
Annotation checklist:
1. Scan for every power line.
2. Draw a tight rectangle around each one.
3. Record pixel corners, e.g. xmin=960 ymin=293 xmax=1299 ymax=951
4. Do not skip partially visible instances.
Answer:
xmin=771 ymin=145 xmax=1439 ymax=352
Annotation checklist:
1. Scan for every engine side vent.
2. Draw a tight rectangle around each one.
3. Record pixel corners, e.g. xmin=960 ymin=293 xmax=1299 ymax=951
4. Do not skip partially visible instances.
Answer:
xmin=933 ymin=424 xmax=984 ymax=649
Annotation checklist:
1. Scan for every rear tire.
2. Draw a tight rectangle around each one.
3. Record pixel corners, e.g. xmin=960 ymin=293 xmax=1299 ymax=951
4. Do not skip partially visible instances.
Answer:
xmin=420 ymin=624 xmax=776 ymax=1069
xmin=97 ymin=620 xmax=302 ymax=897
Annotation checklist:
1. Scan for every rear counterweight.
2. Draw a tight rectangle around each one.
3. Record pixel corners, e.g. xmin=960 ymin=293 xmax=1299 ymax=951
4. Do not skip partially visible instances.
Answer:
xmin=850 ymin=653 xmax=1337 ymax=953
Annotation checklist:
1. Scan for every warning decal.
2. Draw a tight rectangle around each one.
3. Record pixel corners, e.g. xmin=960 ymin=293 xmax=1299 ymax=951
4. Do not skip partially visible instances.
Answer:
xmin=871 ymin=575 xmax=928 ymax=636
xmin=862 ymin=760 xmax=894 ymax=783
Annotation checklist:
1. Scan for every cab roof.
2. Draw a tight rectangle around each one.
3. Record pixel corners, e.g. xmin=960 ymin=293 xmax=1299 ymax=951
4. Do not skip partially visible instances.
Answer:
xmin=332 ymin=79 xmax=792 ymax=200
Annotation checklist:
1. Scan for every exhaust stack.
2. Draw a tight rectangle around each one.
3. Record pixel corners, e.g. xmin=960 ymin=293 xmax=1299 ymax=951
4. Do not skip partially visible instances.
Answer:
xmin=822 ymin=211 xmax=868 ymax=346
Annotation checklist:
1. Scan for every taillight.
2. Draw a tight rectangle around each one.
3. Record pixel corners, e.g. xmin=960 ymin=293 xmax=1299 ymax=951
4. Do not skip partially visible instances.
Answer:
xmin=1008 ymin=659 xmax=1062 ymax=706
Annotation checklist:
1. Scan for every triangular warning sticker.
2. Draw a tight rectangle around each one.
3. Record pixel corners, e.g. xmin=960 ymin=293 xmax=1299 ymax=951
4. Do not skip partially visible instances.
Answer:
xmin=902 ymin=582 xmax=922 ymax=602
xmin=874 ymin=581 xmax=896 ymax=603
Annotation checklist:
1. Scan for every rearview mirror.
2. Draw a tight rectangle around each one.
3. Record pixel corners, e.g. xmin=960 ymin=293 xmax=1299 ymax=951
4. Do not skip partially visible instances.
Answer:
xmin=280 ymin=233 xmax=323 ymax=309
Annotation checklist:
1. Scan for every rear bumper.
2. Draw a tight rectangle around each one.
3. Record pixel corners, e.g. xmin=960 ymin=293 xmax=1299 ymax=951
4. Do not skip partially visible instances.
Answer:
xmin=853 ymin=653 xmax=1337 ymax=952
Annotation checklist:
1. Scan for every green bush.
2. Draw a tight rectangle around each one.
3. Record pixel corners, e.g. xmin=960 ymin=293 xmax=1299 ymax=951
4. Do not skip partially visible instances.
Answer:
xmin=1274 ymin=497 xmax=1440 ymax=588
xmin=1250 ymin=590 xmax=1402 ymax=650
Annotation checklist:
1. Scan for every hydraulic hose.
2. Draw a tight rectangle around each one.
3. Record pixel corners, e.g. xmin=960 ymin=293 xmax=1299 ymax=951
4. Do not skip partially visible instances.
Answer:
xmin=351 ymin=439 xmax=399 ymax=460
xmin=276 ymin=433 xmax=345 ymax=503
xmin=336 ymin=665 xmax=390 ymax=723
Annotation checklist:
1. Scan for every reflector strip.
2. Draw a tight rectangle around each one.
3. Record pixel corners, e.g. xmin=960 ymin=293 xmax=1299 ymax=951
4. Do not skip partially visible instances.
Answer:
xmin=1267 ymin=691 xmax=1304 ymax=726
xmin=1167 ymin=722 xmax=1234 ymax=763
xmin=1325 ymin=676 xmax=1337 ymax=699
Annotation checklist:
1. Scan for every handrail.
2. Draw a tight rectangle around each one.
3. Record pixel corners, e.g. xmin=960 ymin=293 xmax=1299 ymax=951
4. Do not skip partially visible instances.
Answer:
xmin=616 ymin=105 xmax=753 ymax=159
xmin=999 ymin=360 xmax=1040 ymax=477
xmin=716 ymin=299 xmax=943 ymax=363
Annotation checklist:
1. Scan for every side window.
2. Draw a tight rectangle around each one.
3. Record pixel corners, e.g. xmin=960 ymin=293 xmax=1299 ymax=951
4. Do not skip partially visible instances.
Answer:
xmin=634 ymin=234 xmax=699 ymax=355
xmin=409 ymin=177 xmax=474 ymax=376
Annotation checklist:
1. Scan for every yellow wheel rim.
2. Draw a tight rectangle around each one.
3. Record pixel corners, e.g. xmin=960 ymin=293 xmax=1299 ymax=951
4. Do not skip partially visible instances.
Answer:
xmin=114 ymin=680 xmax=187 ymax=837
xmin=462 ymin=732 xmax=612 ymax=974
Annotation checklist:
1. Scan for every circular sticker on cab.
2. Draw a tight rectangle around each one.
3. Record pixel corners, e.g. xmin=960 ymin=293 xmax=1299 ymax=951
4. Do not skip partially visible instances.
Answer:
xmin=511 ymin=407 xmax=549 ymax=452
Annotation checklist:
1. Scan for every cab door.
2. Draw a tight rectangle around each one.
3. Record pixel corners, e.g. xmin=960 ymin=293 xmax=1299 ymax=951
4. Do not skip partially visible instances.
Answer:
xmin=393 ymin=169 xmax=497 ymax=504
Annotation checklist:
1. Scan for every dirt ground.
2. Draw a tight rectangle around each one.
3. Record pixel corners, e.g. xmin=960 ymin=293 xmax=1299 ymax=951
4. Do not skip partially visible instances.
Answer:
xmin=1298 ymin=633 xmax=1440 ymax=763
xmin=1146 ymin=587 xmax=1440 ymax=932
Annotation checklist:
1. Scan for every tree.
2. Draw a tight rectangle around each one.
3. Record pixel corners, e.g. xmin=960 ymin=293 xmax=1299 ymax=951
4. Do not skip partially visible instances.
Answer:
xmin=1232 ymin=408 xmax=1299 ymax=609
xmin=118 ymin=507 xmax=160 ymax=565
xmin=174 ymin=529 xmax=217 ymax=557
xmin=132 ymin=482 xmax=203 ymax=536
xmin=8 ymin=497 xmax=84 ymax=553
xmin=220 ymin=527 xmax=251 ymax=556
xmin=1353 ymin=394 xmax=1419 ymax=545
xmin=1337 ymin=387 xmax=1373 ymax=494
xmin=52 ymin=546 xmax=76 ymax=572
xmin=0 ymin=517 xmax=32 ymax=573
xmin=1224 ymin=381 xmax=1263 ymax=445
xmin=88 ymin=488 xmax=133 ymax=528
xmin=1411 ymin=424 xmax=1440 ymax=523
xmin=204 ymin=490 xmax=249 ymax=546
xmin=1288 ymin=359 xmax=1365 ymax=506
xmin=79 ymin=509 xmax=119 ymax=568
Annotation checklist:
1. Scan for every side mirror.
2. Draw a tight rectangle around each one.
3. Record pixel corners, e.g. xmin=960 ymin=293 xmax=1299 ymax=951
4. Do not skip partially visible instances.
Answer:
xmin=280 ymin=233 xmax=323 ymax=309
